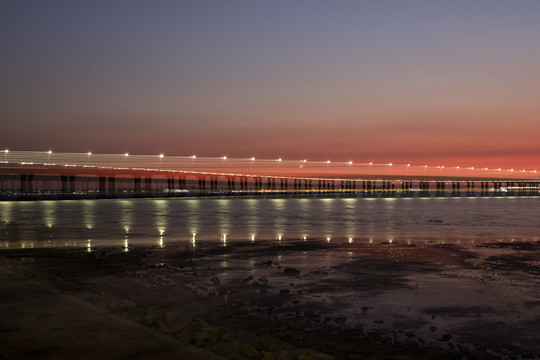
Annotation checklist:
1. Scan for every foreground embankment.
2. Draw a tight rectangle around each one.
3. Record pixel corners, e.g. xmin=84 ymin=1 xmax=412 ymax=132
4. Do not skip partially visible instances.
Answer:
xmin=1 ymin=240 xmax=538 ymax=359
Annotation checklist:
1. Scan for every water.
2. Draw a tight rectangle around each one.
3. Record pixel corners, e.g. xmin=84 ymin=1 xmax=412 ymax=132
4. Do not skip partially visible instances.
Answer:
xmin=1 ymin=196 xmax=539 ymax=249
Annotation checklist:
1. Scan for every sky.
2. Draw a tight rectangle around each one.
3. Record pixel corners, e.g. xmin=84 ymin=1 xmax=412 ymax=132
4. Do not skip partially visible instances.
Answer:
xmin=2 ymin=1 xmax=540 ymax=171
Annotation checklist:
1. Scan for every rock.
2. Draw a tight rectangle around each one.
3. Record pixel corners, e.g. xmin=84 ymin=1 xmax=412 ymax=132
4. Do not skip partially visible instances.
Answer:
xmin=258 ymin=276 xmax=269 ymax=284
xmin=405 ymin=331 xmax=415 ymax=338
xmin=283 ymin=267 xmax=300 ymax=275
xmin=144 ymin=307 xmax=162 ymax=326
xmin=210 ymin=276 xmax=221 ymax=286
xmin=237 ymin=344 xmax=260 ymax=359
xmin=441 ymin=333 xmax=452 ymax=341
xmin=298 ymin=348 xmax=335 ymax=360
xmin=194 ymin=326 xmax=222 ymax=347
xmin=243 ymin=275 xmax=253 ymax=283
xmin=279 ymin=289 xmax=290 ymax=295
xmin=429 ymin=326 xmax=437 ymax=332
xmin=334 ymin=316 xmax=347 ymax=325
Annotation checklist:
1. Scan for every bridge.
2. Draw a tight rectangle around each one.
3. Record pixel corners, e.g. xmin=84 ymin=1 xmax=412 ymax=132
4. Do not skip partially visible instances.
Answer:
xmin=1 ymin=150 xmax=539 ymax=200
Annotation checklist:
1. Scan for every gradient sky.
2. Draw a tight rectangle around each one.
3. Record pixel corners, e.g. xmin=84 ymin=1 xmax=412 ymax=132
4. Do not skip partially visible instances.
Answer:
xmin=2 ymin=1 xmax=540 ymax=170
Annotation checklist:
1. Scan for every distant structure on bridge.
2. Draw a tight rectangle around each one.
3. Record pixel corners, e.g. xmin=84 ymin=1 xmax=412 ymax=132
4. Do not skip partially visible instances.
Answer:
xmin=1 ymin=150 xmax=539 ymax=200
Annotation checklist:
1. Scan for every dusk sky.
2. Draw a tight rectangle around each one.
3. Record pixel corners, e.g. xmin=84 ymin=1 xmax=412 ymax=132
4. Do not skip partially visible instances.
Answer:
xmin=2 ymin=1 xmax=540 ymax=170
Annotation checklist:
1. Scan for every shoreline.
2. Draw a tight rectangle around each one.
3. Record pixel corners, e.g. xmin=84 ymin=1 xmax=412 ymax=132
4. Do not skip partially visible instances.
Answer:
xmin=1 ymin=239 xmax=538 ymax=359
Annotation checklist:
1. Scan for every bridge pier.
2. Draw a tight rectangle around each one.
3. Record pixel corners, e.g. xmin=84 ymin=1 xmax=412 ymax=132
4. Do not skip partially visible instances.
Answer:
xmin=199 ymin=177 xmax=206 ymax=193
xmin=20 ymin=175 xmax=34 ymax=194
xmin=108 ymin=176 xmax=115 ymax=193
xmin=134 ymin=178 xmax=141 ymax=192
xmin=144 ymin=177 xmax=152 ymax=193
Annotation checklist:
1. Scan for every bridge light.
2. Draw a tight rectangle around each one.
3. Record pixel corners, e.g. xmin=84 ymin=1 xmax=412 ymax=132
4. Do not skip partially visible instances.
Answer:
xmin=277 ymin=158 xmax=282 ymax=162
xmin=326 ymin=160 xmax=331 ymax=164
xmin=159 ymin=154 xmax=164 ymax=158
xmin=302 ymin=159 xmax=307 ymax=163
xmin=191 ymin=155 xmax=196 ymax=159
xmin=407 ymin=164 xmax=410 ymax=167
xmin=369 ymin=162 xmax=373 ymax=165
xmin=47 ymin=150 xmax=52 ymax=154
xmin=251 ymin=157 xmax=255 ymax=161
xmin=348 ymin=161 xmax=353 ymax=165
xmin=388 ymin=163 xmax=392 ymax=166
xmin=87 ymin=152 xmax=92 ymax=156
xmin=222 ymin=156 xmax=227 ymax=160
xmin=124 ymin=153 xmax=129 ymax=157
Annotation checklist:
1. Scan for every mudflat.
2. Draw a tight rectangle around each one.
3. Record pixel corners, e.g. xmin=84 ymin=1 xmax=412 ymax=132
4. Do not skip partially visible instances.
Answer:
xmin=1 ymin=239 xmax=538 ymax=360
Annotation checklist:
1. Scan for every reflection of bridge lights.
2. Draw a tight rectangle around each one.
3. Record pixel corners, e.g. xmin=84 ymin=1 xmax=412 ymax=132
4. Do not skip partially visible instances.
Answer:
xmin=348 ymin=237 xmax=353 ymax=243
xmin=250 ymin=234 xmax=255 ymax=242
xmin=302 ymin=235 xmax=307 ymax=241
xmin=159 ymin=237 xmax=164 ymax=248
xmin=277 ymin=234 xmax=282 ymax=241
xmin=221 ymin=234 xmax=227 ymax=245
xmin=191 ymin=232 xmax=196 ymax=246
xmin=326 ymin=236 xmax=331 ymax=243
xmin=123 ymin=239 xmax=129 ymax=252
xmin=159 ymin=229 xmax=165 ymax=236
xmin=388 ymin=238 xmax=393 ymax=244
xmin=369 ymin=238 xmax=373 ymax=244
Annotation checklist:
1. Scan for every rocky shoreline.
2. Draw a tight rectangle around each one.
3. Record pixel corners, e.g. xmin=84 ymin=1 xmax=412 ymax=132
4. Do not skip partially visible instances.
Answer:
xmin=1 ymin=239 xmax=539 ymax=359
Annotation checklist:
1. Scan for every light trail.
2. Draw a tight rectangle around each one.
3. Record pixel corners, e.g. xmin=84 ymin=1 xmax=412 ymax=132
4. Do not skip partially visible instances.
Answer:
xmin=0 ymin=150 xmax=538 ymax=180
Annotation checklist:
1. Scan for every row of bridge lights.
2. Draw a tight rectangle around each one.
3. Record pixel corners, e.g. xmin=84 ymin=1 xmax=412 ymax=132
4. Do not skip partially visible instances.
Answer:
xmin=2 ymin=149 xmax=539 ymax=174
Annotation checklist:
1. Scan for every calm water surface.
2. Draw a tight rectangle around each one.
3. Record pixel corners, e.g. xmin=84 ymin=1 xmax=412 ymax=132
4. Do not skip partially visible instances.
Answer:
xmin=1 ymin=197 xmax=539 ymax=249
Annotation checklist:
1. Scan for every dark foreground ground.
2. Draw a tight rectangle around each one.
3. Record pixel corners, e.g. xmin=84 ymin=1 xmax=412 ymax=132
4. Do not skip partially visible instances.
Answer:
xmin=1 ymin=240 xmax=539 ymax=360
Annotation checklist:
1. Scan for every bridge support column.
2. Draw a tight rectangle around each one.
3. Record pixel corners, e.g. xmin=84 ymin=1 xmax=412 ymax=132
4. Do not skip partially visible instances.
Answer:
xmin=144 ymin=178 xmax=152 ymax=193
xmin=98 ymin=177 xmax=106 ymax=193
xmin=69 ymin=176 xmax=76 ymax=193
xmin=199 ymin=177 xmax=206 ymax=193
xmin=134 ymin=178 xmax=141 ymax=193
xmin=61 ymin=175 xmax=68 ymax=193
xmin=108 ymin=177 xmax=115 ymax=193
xmin=20 ymin=175 xmax=34 ymax=194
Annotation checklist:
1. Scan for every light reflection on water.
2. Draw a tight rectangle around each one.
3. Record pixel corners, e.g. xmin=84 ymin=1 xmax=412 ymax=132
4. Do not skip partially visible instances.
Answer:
xmin=1 ymin=197 xmax=540 ymax=249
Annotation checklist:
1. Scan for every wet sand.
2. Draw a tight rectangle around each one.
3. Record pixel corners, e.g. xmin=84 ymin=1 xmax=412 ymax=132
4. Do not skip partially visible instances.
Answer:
xmin=1 ymin=239 xmax=539 ymax=359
